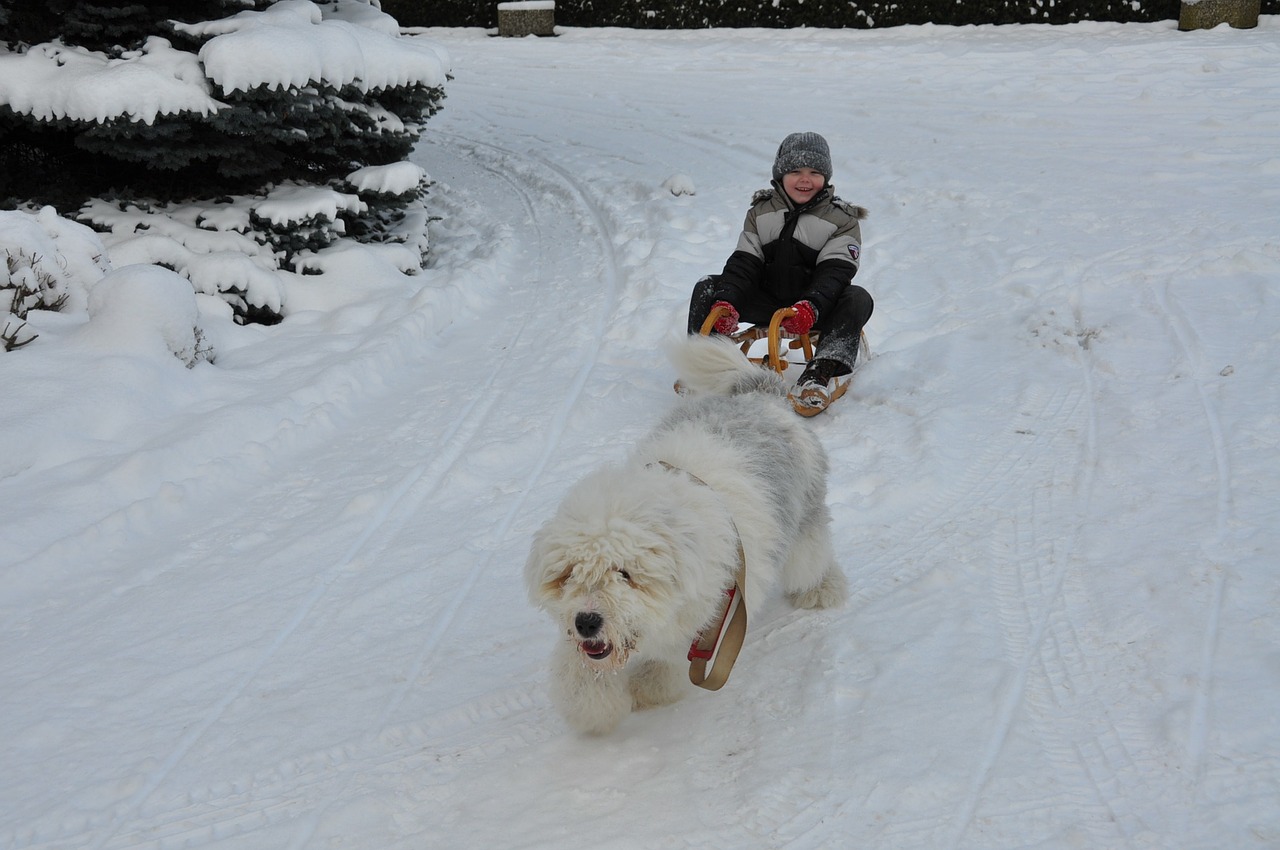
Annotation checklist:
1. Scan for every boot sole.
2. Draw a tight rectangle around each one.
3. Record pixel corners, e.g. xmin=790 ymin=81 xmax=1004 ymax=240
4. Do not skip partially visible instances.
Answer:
xmin=788 ymin=376 xmax=850 ymax=416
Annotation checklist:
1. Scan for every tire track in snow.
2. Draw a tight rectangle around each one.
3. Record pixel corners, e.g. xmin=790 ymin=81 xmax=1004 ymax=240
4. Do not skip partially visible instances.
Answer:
xmin=942 ymin=283 xmax=1218 ymax=848
xmin=942 ymin=381 xmax=1094 ymax=850
xmin=81 ymin=685 xmax=549 ymax=850
xmin=273 ymin=134 xmax=622 ymax=849
xmin=844 ymin=382 xmax=1072 ymax=613
xmin=1148 ymin=282 xmax=1232 ymax=789
xmin=79 ymin=245 xmax=529 ymax=850
xmin=811 ymin=373 xmax=1101 ymax=849
xmin=936 ymin=296 xmax=1176 ymax=848
xmin=82 ymin=343 xmax=515 ymax=850
xmin=4 ymin=283 xmax=471 ymax=595
xmin=364 ymin=133 xmax=621 ymax=719
xmin=955 ymin=378 xmax=1169 ymax=846
xmin=76 ymin=132 xmax=622 ymax=850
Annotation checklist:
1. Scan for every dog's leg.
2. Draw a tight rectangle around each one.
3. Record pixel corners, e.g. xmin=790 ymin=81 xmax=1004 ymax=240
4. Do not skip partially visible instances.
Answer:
xmin=628 ymin=659 xmax=685 ymax=711
xmin=789 ymin=564 xmax=848 ymax=609
xmin=783 ymin=517 xmax=848 ymax=610
xmin=548 ymin=642 xmax=631 ymax=735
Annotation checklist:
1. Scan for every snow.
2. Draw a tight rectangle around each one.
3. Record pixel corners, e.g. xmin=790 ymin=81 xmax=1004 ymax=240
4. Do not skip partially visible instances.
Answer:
xmin=181 ymin=1 xmax=450 ymax=93
xmin=250 ymin=184 xmax=366 ymax=228
xmin=0 ymin=0 xmax=448 ymax=125
xmin=79 ymin=265 xmax=208 ymax=366
xmin=0 ymin=37 xmax=222 ymax=124
xmin=3 ymin=17 xmax=1280 ymax=850
xmin=345 ymin=161 xmax=428 ymax=197
xmin=0 ymin=207 xmax=109 ymax=312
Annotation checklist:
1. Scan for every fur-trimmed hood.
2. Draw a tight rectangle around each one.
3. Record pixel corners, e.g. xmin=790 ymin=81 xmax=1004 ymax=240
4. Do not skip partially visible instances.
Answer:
xmin=752 ymin=186 xmax=868 ymax=220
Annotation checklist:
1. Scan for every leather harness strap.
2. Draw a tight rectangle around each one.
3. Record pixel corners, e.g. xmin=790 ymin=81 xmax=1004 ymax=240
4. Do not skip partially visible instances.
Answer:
xmin=652 ymin=461 xmax=749 ymax=691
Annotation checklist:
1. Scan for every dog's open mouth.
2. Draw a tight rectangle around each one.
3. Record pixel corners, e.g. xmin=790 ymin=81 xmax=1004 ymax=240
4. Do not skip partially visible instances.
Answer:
xmin=580 ymin=640 xmax=613 ymax=660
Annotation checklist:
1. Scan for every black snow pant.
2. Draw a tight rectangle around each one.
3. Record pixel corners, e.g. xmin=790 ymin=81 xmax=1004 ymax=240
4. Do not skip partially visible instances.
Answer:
xmin=686 ymin=275 xmax=874 ymax=375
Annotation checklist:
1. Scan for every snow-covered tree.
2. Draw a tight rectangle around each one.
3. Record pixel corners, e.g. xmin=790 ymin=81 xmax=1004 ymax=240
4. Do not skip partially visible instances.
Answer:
xmin=1 ymin=0 xmax=447 ymax=201
xmin=0 ymin=0 xmax=449 ymax=323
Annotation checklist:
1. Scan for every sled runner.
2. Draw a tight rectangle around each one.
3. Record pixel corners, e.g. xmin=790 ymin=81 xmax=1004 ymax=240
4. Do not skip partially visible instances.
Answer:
xmin=696 ymin=304 xmax=868 ymax=417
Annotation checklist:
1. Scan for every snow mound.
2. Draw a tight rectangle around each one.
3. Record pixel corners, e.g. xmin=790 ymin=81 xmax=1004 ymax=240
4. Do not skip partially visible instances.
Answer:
xmin=80 ymin=264 xmax=210 ymax=367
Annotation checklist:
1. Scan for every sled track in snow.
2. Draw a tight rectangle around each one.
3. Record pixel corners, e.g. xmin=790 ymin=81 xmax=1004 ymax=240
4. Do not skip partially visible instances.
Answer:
xmin=1147 ymin=284 xmax=1230 ymax=759
xmin=51 ymin=134 xmax=623 ymax=850
xmin=36 ymin=685 xmax=546 ymax=850
xmin=1148 ymin=281 xmax=1233 ymax=826
xmin=935 ymin=371 xmax=1176 ymax=849
xmin=266 ymin=135 xmax=625 ymax=849
xmin=387 ymin=130 xmax=622 ymax=700
xmin=827 ymin=304 xmax=1179 ymax=848
xmin=76 ymin=319 xmax=519 ymax=850
xmin=942 ymin=380 xmax=1095 ymax=849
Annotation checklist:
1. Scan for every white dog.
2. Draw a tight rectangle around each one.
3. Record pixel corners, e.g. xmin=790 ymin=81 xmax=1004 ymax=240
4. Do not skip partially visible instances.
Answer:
xmin=524 ymin=334 xmax=847 ymax=734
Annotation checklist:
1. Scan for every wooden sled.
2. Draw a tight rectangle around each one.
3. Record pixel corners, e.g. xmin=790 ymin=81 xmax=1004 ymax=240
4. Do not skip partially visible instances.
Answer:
xmin=697 ymin=305 xmax=867 ymax=416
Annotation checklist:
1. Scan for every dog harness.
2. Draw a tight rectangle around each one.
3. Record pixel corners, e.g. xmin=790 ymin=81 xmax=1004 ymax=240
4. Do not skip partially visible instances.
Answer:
xmin=652 ymin=461 xmax=748 ymax=691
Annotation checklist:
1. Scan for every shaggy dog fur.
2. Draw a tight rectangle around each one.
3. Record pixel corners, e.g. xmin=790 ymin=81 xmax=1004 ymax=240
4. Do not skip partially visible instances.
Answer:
xmin=524 ymin=334 xmax=847 ymax=734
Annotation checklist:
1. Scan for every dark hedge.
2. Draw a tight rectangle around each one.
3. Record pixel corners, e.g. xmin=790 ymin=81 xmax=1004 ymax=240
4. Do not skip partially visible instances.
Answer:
xmin=385 ymin=0 xmax=1275 ymax=28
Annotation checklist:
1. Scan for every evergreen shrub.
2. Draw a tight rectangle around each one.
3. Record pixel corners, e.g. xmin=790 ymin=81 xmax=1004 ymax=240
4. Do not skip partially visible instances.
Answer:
xmin=0 ymin=0 xmax=450 ymax=324
xmin=384 ymin=0 xmax=1276 ymax=28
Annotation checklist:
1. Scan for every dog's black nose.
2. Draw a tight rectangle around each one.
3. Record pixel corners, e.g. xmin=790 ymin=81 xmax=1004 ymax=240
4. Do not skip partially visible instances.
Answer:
xmin=575 ymin=612 xmax=603 ymax=638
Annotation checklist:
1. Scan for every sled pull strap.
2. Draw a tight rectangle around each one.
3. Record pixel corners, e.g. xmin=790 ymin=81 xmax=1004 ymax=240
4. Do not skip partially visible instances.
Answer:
xmin=688 ymin=543 xmax=747 ymax=691
xmin=649 ymin=461 xmax=749 ymax=692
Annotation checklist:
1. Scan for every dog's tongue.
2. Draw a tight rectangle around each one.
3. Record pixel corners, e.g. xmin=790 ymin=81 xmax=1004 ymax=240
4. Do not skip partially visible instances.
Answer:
xmin=581 ymin=640 xmax=612 ymax=660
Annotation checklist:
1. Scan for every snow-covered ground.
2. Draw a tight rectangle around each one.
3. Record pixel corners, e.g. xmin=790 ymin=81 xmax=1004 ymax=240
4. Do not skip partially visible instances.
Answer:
xmin=3 ymin=19 xmax=1280 ymax=850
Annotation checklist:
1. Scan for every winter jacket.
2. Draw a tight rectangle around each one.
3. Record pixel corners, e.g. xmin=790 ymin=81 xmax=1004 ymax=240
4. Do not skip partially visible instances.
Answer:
xmin=714 ymin=184 xmax=867 ymax=320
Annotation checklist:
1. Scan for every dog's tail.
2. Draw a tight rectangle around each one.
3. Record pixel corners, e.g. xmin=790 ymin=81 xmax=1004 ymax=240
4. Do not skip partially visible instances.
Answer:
xmin=666 ymin=333 xmax=788 ymax=398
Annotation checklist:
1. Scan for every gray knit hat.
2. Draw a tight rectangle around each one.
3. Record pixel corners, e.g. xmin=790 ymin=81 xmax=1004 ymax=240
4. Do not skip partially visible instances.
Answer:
xmin=772 ymin=132 xmax=832 ymax=183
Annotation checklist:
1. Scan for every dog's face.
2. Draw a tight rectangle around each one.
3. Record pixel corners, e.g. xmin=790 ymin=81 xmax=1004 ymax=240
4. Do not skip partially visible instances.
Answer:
xmin=526 ymin=514 xmax=686 ymax=674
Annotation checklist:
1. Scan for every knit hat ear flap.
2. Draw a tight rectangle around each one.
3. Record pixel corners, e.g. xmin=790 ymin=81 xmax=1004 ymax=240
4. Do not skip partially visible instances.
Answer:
xmin=772 ymin=132 xmax=832 ymax=183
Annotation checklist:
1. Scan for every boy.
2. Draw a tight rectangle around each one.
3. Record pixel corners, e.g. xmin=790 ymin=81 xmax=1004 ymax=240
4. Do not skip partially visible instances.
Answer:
xmin=687 ymin=132 xmax=873 ymax=415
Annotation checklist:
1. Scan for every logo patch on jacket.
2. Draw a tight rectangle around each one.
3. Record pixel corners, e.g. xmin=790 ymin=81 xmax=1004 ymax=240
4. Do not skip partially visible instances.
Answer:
xmin=848 ymin=244 xmax=861 ymax=261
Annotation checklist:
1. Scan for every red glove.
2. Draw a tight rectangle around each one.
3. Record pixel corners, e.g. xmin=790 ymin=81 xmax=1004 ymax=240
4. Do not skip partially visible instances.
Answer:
xmin=710 ymin=301 xmax=740 ymax=335
xmin=781 ymin=300 xmax=817 ymax=335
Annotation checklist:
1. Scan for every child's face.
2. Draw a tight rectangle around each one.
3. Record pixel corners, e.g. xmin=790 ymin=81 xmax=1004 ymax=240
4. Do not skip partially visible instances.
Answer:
xmin=781 ymin=168 xmax=826 ymax=205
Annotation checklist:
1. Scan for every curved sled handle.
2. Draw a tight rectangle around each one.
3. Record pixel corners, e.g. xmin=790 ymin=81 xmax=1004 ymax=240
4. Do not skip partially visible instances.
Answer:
xmin=766 ymin=308 xmax=815 ymax=374
xmin=699 ymin=304 xmax=733 ymax=337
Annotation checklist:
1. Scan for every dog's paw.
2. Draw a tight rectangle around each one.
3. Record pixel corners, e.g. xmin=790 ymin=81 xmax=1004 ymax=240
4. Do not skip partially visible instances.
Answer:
xmin=789 ymin=567 xmax=848 ymax=610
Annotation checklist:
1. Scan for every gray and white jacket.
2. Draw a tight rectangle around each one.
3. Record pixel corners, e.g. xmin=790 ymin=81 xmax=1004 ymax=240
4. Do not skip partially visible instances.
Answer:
xmin=715 ymin=183 xmax=867 ymax=319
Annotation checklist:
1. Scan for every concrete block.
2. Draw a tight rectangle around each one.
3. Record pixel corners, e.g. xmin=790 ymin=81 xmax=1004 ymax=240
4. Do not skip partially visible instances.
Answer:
xmin=498 ymin=1 xmax=555 ymax=36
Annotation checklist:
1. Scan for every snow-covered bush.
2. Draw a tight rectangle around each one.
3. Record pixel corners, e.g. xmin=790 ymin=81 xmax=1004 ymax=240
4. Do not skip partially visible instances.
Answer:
xmin=78 ymin=163 xmax=433 ymax=324
xmin=0 ymin=207 xmax=216 ymax=366
xmin=0 ymin=0 xmax=448 ymax=201
xmin=340 ymin=161 xmax=433 ymax=263
xmin=3 ymin=249 xmax=61 ymax=349
xmin=0 ymin=207 xmax=109 ymax=350
xmin=83 ymin=264 xmax=214 ymax=368
xmin=0 ymin=0 xmax=450 ymax=324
